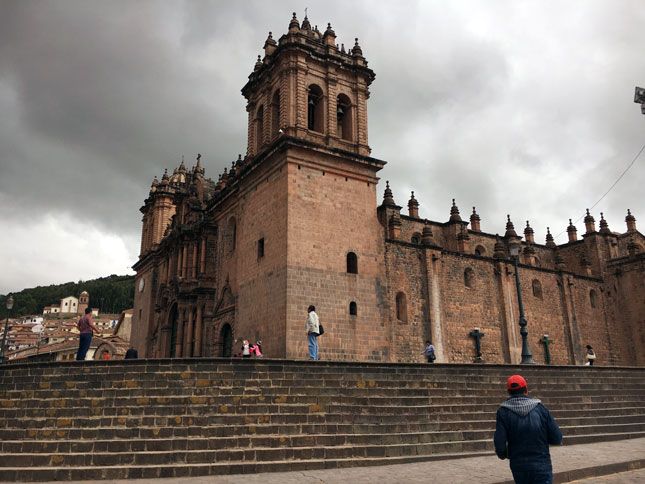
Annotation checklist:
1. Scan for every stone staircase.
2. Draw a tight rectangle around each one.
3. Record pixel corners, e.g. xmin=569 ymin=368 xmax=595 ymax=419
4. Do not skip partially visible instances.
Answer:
xmin=0 ymin=359 xmax=643 ymax=481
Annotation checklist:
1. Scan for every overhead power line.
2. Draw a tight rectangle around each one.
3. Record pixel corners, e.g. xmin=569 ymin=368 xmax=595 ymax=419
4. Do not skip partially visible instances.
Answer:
xmin=555 ymin=141 xmax=645 ymax=239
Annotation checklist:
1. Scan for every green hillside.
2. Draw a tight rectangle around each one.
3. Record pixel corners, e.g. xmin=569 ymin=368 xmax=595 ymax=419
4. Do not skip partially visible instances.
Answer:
xmin=0 ymin=275 xmax=134 ymax=318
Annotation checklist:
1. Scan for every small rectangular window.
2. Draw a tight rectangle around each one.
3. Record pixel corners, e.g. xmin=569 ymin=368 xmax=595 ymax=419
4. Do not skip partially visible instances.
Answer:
xmin=258 ymin=238 xmax=265 ymax=259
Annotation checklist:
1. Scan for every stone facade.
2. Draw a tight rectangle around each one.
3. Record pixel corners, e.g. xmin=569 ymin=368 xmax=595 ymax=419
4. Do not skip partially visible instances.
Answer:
xmin=132 ymin=13 xmax=645 ymax=366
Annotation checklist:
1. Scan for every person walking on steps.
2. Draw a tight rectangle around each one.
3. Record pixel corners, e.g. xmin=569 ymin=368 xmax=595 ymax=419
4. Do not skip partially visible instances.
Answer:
xmin=585 ymin=345 xmax=596 ymax=366
xmin=76 ymin=307 xmax=99 ymax=361
xmin=494 ymin=374 xmax=563 ymax=484
xmin=305 ymin=305 xmax=320 ymax=360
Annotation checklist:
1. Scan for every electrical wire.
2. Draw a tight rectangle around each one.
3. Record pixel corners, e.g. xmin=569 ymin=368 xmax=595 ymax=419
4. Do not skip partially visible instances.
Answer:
xmin=554 ymin=141 xmax=645 ymax=239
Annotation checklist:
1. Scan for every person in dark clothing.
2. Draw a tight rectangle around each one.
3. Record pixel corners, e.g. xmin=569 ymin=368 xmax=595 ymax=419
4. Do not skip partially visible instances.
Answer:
xmin=124 ymin=348 xmax=138 ymax=359
xmin=494 ymin=374 xmax=563 ymax=484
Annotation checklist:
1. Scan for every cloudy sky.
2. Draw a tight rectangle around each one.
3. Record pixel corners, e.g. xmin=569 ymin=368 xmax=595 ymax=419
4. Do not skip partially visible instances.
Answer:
xmin=1 ymin=0 xmax=644 ymax=294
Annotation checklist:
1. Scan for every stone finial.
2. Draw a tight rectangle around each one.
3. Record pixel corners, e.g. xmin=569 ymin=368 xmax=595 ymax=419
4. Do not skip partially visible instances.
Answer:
xmin=352 ymin=38 xmax=363 ymax=57
xmin=323 ymin=22 xmax=336 ymax=46
xmin=178 ymin=156 xmax=186 ymax=173
xmin=422 ymin=219 xmax=433 ymax=245
xmin=301 ymin=15 xmax=311 ymax=30
xmin=221 ymin=167 xmax=228 ymax=183
xmin=504 ymin=215 xmax=518 ymax=238
xmin=625 ymin=209 xmax=637 ymax=232
xmin=524 ymin=220 xmax=535 ymax=244
xmin=151 ymin=176 xmax=159 ymax=187
xmin=567 ymin=219 xmax=577 ymax=242
xmin=288 ymin=12 xmax=300 ymax=32
xmin=470 ymin=207 xmax=481 ymax=232
xmin=254 ymin=55 xmax=263 ymax=71
xmin=584 ymin=208 xmax=596 ymax=234
xmin=161 ymin=169 xmax=169 ymax=184
xmin=408 ymin=191 xmax=419 ymax=218
xmin=193 ymin=154 xmax=204 ymax=176
xmin=449 ymin=199 xmax=462 ymax=223
xmin=382 ymin=180 xmax=396 ymax=207
xmin=493 ymin=234 xmax=507 ymax=259
xmin=599 ymin=212 xmax=611 ymax=234
xmin=545 ymin=227 xmax=556 ymax=248
xmin=264 ymin=31 xmax=277 ymax=56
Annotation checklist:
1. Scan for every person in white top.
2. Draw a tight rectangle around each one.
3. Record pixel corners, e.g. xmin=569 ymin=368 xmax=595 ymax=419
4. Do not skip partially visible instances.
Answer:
xmin=305 ymin=305 xmax=320 ymax=360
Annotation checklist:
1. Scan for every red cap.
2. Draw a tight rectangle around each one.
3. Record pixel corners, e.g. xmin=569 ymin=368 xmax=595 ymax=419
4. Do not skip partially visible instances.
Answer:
xmin=507 ymin=374 xmax=527 ymax=391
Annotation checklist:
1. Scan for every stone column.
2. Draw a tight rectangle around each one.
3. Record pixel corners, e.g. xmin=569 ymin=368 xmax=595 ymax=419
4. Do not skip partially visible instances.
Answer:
xmin=426 ymin=250 xmax=445 ymax=362
xmin=194 ymin=305 xmax=203 ymax=357
xmin=174 ymin=309 xmax=184 ymax=358
xmin=192 ymin=242 xmax=198 ymax=279
xmin=183 ymin=308 xmax=194 ymax=357
xmin=181 ymin=245 xmax=188 ymax=279
xmin=199 ymin=237 xmax=206 ymax=274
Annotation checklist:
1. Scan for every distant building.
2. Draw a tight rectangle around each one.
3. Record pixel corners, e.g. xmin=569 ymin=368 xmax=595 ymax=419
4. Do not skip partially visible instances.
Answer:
xmin=43 ymin=290 xmax=97 ymax=316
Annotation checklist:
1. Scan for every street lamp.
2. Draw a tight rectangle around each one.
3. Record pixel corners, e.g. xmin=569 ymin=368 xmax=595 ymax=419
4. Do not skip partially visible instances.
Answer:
xmin=508 ymin=241 xmax=534 ymax=365
xmin=1 ymin=294 xmax=15 ymax=364
xmin=635 ymin=86 xmax=645 ymax=115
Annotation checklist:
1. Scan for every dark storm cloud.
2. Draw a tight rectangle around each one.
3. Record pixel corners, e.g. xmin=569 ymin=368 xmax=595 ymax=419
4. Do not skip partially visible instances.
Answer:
xmin=0 ymin=0 xmax=644 ymax=293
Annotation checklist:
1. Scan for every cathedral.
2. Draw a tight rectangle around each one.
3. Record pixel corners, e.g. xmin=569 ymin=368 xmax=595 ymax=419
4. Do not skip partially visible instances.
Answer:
xmin=132 ymin=13 xmax=644 ymax=366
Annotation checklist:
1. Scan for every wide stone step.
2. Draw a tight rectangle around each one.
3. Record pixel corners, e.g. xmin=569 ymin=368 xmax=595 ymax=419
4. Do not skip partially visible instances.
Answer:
xmin=0 ymin=431 xmax=643 ymax=482
xmin=3 ymin=421 xmax=644 ymax=456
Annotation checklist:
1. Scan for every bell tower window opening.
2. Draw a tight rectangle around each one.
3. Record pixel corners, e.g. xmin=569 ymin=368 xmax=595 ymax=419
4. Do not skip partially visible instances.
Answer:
xmin=271 ymin=90 xmax=280 ymax=137
xmin=308 ymin=84 xmax=324 ymax=133
xmin=336 ymin=94 xmax=352 ymax=141
xmin=256 ymin=105 xmax=265 ymax=152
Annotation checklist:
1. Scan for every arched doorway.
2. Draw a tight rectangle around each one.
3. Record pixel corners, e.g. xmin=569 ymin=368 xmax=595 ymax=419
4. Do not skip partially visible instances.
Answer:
xmin=220 ymin=324 xmax=233 ymax=357
xmin=168 ymin=304 xmax=179 ymax=358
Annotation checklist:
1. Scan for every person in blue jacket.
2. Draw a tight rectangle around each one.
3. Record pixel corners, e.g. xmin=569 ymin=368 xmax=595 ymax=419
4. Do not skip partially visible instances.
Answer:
xmin=494 ymin=374 xmax=563 ymax=484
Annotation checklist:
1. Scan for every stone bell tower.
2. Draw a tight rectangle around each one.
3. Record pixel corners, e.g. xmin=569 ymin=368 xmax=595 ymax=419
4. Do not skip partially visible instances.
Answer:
xmin=241 ymin=12 xmax=374 ymax=158
xmin=237 ymin=13 xmax=387 ymax=361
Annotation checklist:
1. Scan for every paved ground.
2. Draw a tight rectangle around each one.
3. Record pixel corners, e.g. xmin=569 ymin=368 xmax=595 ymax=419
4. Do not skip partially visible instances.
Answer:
xmin=7 ymin=437 xmax=644 ymax=484
xmin=568 ymin=468 xmax=645 ymax=483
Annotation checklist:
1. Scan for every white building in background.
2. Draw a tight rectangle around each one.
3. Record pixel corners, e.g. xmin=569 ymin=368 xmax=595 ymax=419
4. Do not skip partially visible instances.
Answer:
xmin=42 ymin=291 xmax=94 ymax=315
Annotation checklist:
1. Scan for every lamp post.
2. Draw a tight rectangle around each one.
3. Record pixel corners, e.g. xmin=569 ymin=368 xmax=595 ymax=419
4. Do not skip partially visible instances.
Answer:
xmin=509 ymin=242 xmax=534 ymax=364
xmin=635 ymin=86 xmax=645 ymax=115
xmin=1 ymin=294 xmax=14 ymax=364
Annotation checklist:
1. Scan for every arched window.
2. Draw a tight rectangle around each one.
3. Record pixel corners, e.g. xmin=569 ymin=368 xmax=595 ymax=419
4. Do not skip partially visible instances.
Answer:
xmin=411 ymin=233 xmax=422 ymax=245
xmin=271 ymin=90 xmax=280 ymax=137
xmin=532 ymin=279 xmax=543 ymax=299
xmin=589 ymin=289 xmax=597 ymax=308
xmin=349 ymin=301 xmax=357 ymax=316
xmin=396 ymin=292 xmax=407 ymax=322
xmin=336 ymin=93 xmax=352 ymax=141
xmin=227 ymin=217 xmax=236 ymax=253
xmin=464 ymin=268 xmax=475 ymax=288
xmin=256 ymin=105 xmax=265 ymax=151
xmin=474 ymin=245 xmax=486 ymax=256
xmin=308 ymin=84 xmax=324 ymax=133
xmin=346 ymin=252 xmax=358 ymax=274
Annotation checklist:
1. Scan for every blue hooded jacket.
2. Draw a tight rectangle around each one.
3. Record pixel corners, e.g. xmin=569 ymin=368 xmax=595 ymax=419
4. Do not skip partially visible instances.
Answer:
xmin=494 ymin=395 xmax=563 ymax=472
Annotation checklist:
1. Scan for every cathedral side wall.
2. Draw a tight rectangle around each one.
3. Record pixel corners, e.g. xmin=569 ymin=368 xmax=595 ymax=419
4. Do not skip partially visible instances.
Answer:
xmin=382 ymin=243 xmax=430 ymax=362
xmin=433 ymin=254 xmax=510 ymax=364
xmin=284 ymin=153 xmax=386 ymax=361
xmin=235 ymin=159 xmax=289 ymax=358
xmin=604 ymin=256 xmax=645 ymax=365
